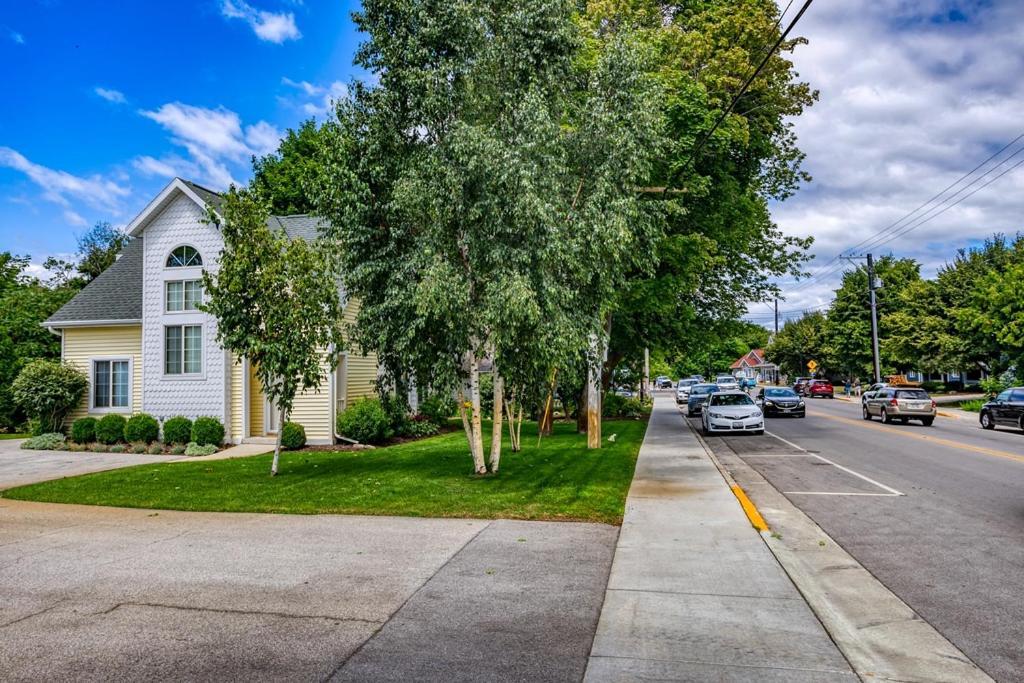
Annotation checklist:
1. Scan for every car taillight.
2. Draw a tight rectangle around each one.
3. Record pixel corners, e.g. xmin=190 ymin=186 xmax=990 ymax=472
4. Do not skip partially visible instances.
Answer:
xmin=931 ymin=400 xmax=936 ymax=409
xmin=889 ymin=398 xmax=898 ymax=406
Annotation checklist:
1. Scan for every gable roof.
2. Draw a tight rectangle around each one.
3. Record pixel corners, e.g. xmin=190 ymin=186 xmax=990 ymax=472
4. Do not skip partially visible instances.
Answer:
xmin=45 ymin=179 xmax=329 ymax=329
xmin=44 ymin=237 xmax=144 ymax=327
xmin=730 ymin=348 xmax=768 ymax=370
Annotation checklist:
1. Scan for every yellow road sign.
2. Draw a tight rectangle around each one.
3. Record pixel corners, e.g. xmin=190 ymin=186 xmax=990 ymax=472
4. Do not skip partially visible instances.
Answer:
xmin=807 ymin=360 xmax=818 ymax=372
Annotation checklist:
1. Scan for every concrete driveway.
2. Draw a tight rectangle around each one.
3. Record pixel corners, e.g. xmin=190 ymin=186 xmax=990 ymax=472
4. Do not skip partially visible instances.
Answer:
xmin=0 ymin=438 xmax=185 ymax=489
xmin=0 ymin=500 xmax=616 ymax=681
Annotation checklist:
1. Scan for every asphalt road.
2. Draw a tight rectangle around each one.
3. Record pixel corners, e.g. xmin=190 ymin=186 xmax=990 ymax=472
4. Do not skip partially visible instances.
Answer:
xmin=689 ymin=395 xmax=1024 ymax=682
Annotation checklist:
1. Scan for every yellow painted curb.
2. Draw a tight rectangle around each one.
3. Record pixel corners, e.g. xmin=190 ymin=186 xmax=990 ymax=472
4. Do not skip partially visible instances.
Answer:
xmin=731 ymin=484 xmax=769 ymax=532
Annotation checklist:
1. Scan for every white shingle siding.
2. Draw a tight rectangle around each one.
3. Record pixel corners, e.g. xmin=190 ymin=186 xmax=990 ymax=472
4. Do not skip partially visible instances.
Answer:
xmin=141 ymin=193 xmax=228 ymax=423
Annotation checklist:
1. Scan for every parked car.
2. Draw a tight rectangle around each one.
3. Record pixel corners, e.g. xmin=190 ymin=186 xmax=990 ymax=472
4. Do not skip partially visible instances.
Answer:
xmin=676 ymin=378 xmax=699 ymax=405
xmin=979 ymin=387 xmax=1024 ymax=432
xmin=806 ymin=379 xmax=834 ymax=399
xmin=655 ymin=375 xmax=673 ymax=389
xmin=686 ymin=384 xmax=720 ymax=417
xmin=614 ymin=386 xmax=634 ymax=398
xmin=755 ymin=387 xmax=805 ymax=417
xmin=701 ymin=390 xmax=764 ymax=435
xmin=715 ymin=375 xmax=739 ymax=390
xmin=863 ymin=387 xmax=936 ymax=426
xmin=690 ymin=375 xmax=705 ymax=382
xmin=793 ymin=377 xmax=811 ymax=395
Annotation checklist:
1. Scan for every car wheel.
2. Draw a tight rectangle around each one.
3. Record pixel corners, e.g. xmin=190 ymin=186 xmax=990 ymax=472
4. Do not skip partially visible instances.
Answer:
xmin=798 ymin=413 xmax=806 ymax=419
xmin=980 ymin=411 xmax=994 ymax=430
xmin=921 ymin=417 xmax=934 ymax=427
xmin=881 ymin=408 xmax=892 ymax=424
xmin=862 ymin=405 xmax=871 ymax=421
xmin=828 ymin=394 xmax=834 ymax=399
xmin=701 ymin=422 xmax=709 ymax=436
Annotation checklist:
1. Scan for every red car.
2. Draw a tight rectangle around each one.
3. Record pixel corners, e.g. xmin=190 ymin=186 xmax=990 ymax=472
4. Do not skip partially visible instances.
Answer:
xmin=807 ymin=379 xmax=834 ymax=398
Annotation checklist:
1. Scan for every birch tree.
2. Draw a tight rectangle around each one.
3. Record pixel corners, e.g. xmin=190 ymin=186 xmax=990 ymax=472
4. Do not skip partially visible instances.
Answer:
xmin=202 ymin=189 xmax=344 ymax=475
xmin=314 ymin=0 xmax=663 ymax=470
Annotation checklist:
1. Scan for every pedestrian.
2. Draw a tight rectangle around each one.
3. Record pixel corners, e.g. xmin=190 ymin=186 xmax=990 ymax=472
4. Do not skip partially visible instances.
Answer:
xmin=853 ymin=377 xmax=861 ymax=397
xmin=844 ymin=378 xmax=852 ymax=397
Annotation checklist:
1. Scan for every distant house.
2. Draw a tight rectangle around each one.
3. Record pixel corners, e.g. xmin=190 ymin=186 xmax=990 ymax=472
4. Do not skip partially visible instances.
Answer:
xmin=730 ymin=349 xmax=779 ymax=384
xmin=43 ymin=177 xmax=380 ymax=444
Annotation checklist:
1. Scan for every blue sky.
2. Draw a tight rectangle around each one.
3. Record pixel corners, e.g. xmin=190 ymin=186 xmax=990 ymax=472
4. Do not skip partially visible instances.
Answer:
xmin=1 ymin=0 xmax=363 ymax=267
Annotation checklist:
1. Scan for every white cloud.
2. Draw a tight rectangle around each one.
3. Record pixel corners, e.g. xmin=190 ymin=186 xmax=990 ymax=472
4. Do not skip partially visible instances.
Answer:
xmin=9 ymin=30 xmax=24 ymax=45
xmin=0 ymin=147 xmax=130 ymax=212
xmin=63 ymin=209 xmax=88 ymax=227
xmin=138 ymin=102 xmax=282 ymax=188
xmin=221 ymin=0 xmax=301 ymax=43
xmin=94 ymin=87 xmax=126 ymax=104
xmin=282 ymin=78 xmax=347 ymax=118
xmin=132 ymin=155 xmax=191 ymax=179
xmin=758 ymin=0 xmax=1024 ymax=321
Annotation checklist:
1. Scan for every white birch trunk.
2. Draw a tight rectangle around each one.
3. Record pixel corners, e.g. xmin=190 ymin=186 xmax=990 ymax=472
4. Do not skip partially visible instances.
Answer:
xmin=516 ymin=404 xmax=524 ymax=451
xmin=587 ymin=351 xmax=601 ymax=449
xmin=489 ymin=373 xmax=504 ymax=473
xmin=468 ymin=356 xmax=486 ymax=474
xmin=270 ymin=404 xmax=287 ymax=475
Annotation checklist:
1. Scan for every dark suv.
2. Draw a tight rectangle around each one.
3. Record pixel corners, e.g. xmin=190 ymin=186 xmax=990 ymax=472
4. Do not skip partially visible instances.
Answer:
xmin=979 ymin=387 xmax=1024 ymax=432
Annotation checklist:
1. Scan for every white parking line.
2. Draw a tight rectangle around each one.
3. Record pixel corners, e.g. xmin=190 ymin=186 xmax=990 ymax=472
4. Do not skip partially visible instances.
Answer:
xmin=784 ymin=491 xmax=902 ymax=497
xmin=765 ymin=430 xmax=906 ymax=497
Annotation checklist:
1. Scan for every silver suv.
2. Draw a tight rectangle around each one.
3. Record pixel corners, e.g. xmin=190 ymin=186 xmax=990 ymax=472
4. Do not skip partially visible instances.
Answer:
xmin=863 ymin=387 xmax=936 ymax=426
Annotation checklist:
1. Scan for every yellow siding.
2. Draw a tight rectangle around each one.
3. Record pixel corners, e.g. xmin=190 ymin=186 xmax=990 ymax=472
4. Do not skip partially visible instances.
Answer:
xmin=249 ymin=363 xmax=264 ymax=437
xmin=63 ymin=325 xmax=143 ymax=423
xmin=229 ymin=354 xmax=244 ymax=442
xmin=342 ymin=297 xmax=379 ymax=406
xmin=291 ymin=357 xmax=332 ymax=443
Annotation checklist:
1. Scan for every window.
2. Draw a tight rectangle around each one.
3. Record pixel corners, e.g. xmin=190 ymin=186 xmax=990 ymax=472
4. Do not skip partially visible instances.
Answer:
xmin=166 ymin=245 xmax=202 ymax=268
xmin=93 ymin=360 xmax=130 ymax=409
xmin=996 ymin=390 xmax=1012 ymax=403
xmin=165 ymin=325 xmax=203 ymax=375
xmin=165 ymin=279 xmax=203 ymax=312
xmin=710 ymin=393 xmax=754 ymax=406
xmin=1010 ymin=389 xmax=1024 ymax=403
xmin=896 ymin=389 xmax=929 ymax=400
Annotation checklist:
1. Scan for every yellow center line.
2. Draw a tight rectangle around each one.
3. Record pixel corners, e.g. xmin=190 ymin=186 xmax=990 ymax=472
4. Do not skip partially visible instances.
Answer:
xmin=812 ymin=411 xmax=1024 ymax=465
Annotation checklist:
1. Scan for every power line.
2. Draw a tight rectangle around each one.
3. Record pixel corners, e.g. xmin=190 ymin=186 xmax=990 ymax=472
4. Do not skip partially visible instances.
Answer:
xmin=663 ymin=0 xmax=815 ymax=193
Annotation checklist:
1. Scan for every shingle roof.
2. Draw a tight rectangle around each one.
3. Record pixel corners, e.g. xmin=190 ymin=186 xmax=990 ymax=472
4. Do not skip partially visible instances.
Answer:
xmin=45 ymin=181 xmax=328 ymax=328
xmin=45 ymin=237 xmax=144 ymax=325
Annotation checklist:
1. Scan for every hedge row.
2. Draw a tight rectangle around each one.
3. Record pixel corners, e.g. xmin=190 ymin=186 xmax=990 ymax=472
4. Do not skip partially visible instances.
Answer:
xmin=68 ymin=414 xmax=225 ymax=446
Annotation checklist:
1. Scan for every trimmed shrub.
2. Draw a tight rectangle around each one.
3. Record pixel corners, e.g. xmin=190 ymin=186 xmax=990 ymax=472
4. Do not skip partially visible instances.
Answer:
xmin=184 ymin=442 xmax=218 ymax=456
xmin=163 ymin=416 xmax=193 ymax=445
xmin=958 ymin=399 xmax=985 ymax=412
xmin=921 ymin=381 xmax=946 ymax=394
xmin=21 ymin=432 xmax=66 ymax=450
xmin=418 ymin=394 xmax=455 ymax=427
xmin=191 ymin=417 xmax=225 ymax=446
xmin=381 ymin=394 xmax=411 ymax=437
xmin=130 ymin=442 xmax=148 ymax=454
xmin=405 ymin=418 xmax=439 ymax=438
xmin=124 ymin=413 xmax=159 ymax=443
xmin=281 ymin=421 xmax=306 ymax=450
xmin=621 ymin=397 xmax=652 ymax=418
xmin=71 ymin=417 xmax=97 ymax=444
xmin=169 ymin=444 xmax=187 ymax=455
xmin=90 ymin=443 xmax=109 ymax=453
xmin=147 ymin=443 xmax=164 ymax=455
xmin=336 ymin=398 xmax=392 ymax=444
xmin=110 ymin=444 xmax=126 ymax=453
xmin=68 ymin=442 xmax=86 ymax=452
xmin=96 ymin=414 xmax=127 ymax=444
xmin=11 ymin=360 xmax=88 ymax=434
xmin=602 ymin=393 xmax=626 ymax=418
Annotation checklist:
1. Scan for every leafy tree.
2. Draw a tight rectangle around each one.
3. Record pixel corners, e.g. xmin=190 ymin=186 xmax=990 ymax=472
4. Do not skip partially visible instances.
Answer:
xmin=251 ymin=119 xmax=329 ymax=215
xmin=11 ymin=359 xmax=88 ymax=433
xmin=766 ymin=310 xmax=828 ymax=378
xmin=314 ymin=0 xmax=663 ymax=470
xmin=75 ymin=221 xmax=129 ymax=283
xmin=202 ymin=189 xmax=345 ymax=475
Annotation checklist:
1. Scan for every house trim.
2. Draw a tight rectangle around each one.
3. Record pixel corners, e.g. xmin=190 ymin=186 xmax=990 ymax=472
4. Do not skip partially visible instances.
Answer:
xmin=127 ymin=178 xmax=222 ymax=237
xmin=44 ymin=319 xmax=141 ymax=330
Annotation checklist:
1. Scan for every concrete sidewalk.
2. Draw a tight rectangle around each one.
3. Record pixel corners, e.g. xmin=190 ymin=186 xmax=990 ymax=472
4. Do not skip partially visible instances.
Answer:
xmin=585 ymin=396 xmax=855 ymax=681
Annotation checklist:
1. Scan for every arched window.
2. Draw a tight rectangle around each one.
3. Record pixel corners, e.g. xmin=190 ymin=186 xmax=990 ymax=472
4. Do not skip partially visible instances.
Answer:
xmin=166 ymin=245 xmax=202 ymax=268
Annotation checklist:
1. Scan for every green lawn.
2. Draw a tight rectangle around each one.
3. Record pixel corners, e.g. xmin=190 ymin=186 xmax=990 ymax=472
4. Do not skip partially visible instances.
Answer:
xmin=0 ymin=433 xmax=28 ymax=440
xmin=2 ymin=420 xmax=645 ymax=525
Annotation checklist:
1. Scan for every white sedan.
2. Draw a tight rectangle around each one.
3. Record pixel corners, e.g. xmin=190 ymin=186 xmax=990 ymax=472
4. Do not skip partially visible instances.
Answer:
xmin=701 ymin=391 xmax=764 ymax=436
xmin=715 ymin=375 xmax=740 ymax=391
xmin=675 ymin=379 xmax=699 ymax=404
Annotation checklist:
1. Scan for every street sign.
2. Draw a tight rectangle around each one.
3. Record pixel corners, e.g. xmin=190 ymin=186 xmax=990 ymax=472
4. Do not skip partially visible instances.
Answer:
xmin=807 ymin=360 xmax=818 ymax=372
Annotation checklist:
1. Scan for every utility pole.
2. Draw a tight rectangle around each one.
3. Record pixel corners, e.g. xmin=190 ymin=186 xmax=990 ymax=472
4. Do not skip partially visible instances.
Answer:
xmin=774 ymin=298 xmax=779 ymax=335
xmin=840 ymin=253 xmax=882 ymax=384
xmin=642 ymin=347 xmax=650 ymax=401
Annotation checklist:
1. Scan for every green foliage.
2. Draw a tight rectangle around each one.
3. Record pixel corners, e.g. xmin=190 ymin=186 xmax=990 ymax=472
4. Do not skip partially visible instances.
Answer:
xmin=380 ymin=393 xmax=411 ymax=437
xmin=978 ymin=376 xmax=1007 ymax=397
xmin=281 ymin=421 xmax=306 ymax=450
xmin=603 ymin=394 xmax=651 ymax=418
xmin=418 ymin=394 xmax=455 ymax=428
xmin=147 ymin=443 xmax=164 ymax=455
xmin=0 ymin=253 xmax=81 ymax=430
xmin=921 ymin=381 xmax=946 ymax=393
xmin=602 ymin=393 xmax=626 ymax=418
xmin=251 ymin=120 xmax=329 ymax=215
xmin=110 ymin=444 xmax=126 ymax=454
xmin=130 ymin=443 xmax=148 ymax=454
xmin=405 ymin=418 xmax=440 ymax=438
xmin=336 ymin=398 xmax=392 ymax=445
xmin=95 ymin=414 xmax=127 ymax=444
xmin=169 ymin=444 xmax=187 ymax=456
xmin=75 ymin=222 xmax=129 ymax=282
xmin=21 ymin=432 xmax=66 ymax=450
xmin=11 ymin=359 xmax=88 ymax=434
xmin=162 ymin=416 xmax=193 ymax=445
xmin=70 ymin=417 xmax=97 ymax=444
xmin=958 ymin=399 xmax=985 ymax=412
xmin=190 ymin=417 xmax=225 ymax=447
xmin=184 ymin=442 xmax=218 ymax=457
xmin=124 ymin=413 xmax=159 ymax=444
xmin=201 ymin=187 xmax=343 ymax=469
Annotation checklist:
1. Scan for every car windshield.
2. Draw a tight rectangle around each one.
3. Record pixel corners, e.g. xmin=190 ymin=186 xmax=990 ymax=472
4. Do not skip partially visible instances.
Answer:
xmin=896 ymin=389 xmax=929 ymax=400
xmin=716 ymin=376 xmax=735 ymax=383
xmin=690 ymin=385 xmax=717 ymax=396
xmin=679 ymin=380 xmax=697 ymax=387
xmin=710 ymin=393 xmax=754 ymax=406
xmin=764 ymin=388 xmax=797 ymax=398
